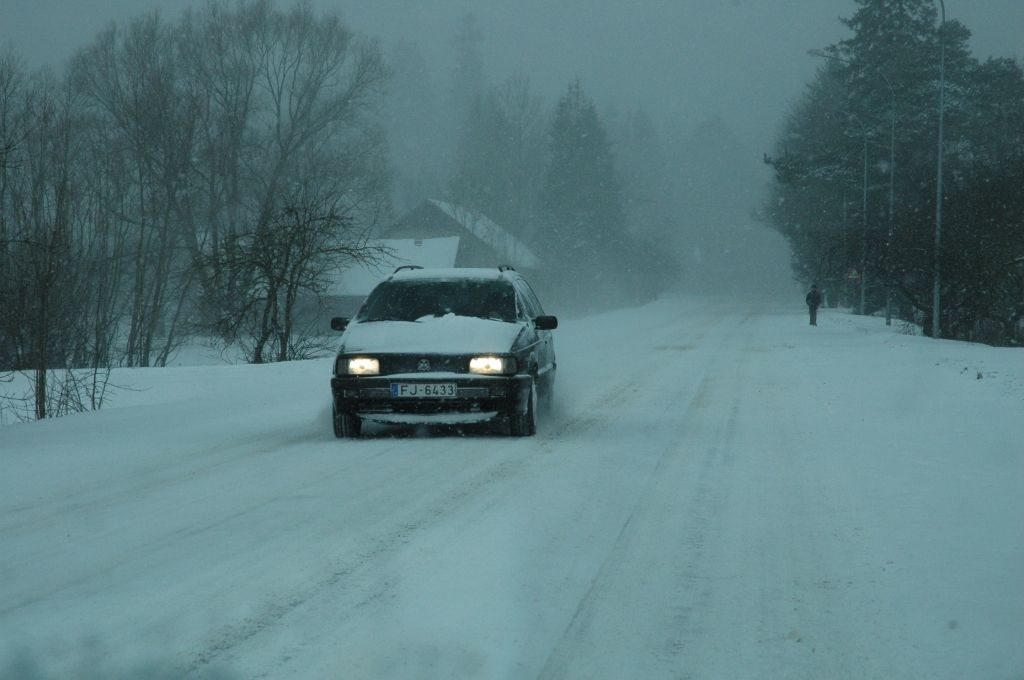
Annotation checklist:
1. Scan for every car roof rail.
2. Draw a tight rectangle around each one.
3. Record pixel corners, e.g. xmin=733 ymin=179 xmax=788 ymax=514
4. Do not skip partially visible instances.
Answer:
xmin=498 ymin=265 xmax=516 ymax=272
xmin=393 ymin=265 xmax=423 ymax=274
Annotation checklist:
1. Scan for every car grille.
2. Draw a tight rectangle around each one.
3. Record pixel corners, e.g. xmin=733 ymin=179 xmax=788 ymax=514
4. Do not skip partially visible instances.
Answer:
xmin=380 ymin=355 xmax=467 ymax=374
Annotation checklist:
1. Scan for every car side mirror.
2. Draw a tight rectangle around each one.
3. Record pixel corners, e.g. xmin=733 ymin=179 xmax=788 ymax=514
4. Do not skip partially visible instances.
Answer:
xmin=534 ymin=315 xmax=558 ymax=331
xmin=330 ymin=317 xmax=349 ymax=332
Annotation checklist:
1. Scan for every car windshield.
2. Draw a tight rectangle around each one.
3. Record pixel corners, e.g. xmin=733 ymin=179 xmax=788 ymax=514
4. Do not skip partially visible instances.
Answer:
xmin=355 ymin=278 xmax=517 ymax=323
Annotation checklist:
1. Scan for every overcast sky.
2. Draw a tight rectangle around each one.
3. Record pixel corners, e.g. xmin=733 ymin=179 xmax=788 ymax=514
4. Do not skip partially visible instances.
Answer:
xmin=3 ymin=0 xmax=1022 ymax=153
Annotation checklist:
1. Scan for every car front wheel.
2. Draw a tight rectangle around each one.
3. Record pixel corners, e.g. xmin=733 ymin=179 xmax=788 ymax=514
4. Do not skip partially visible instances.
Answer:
xmin=333 ymin=401 xmax=362 ymax=439
xmin=509 ymin=380 xmax=537 ymax=437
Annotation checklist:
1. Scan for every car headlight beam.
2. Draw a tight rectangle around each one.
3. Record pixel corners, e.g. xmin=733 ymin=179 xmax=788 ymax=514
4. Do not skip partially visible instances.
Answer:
xmin=347 ymin=357 xmax=380 ymax=375
xmin=469 ymin=356 xmax=513 ymax=375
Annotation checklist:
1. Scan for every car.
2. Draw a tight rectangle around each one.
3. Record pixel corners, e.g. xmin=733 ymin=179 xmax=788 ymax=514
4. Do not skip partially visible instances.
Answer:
xmin=329 ymin=265 xmax=557 ymax=438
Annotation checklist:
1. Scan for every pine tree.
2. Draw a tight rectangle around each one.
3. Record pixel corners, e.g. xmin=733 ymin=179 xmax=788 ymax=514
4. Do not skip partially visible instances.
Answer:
xmin=448 ymin=75 xmax=546 ymax=243
xmin=540 ymin=80 xmax=625 ymax=264
xmin=535 ymin=80 xmax=633 ymax=309
xmin=766 ymin=0 xmax=1024 ymax=344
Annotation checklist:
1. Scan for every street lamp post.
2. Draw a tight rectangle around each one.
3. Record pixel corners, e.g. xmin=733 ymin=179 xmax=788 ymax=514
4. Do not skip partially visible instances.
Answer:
xmin=932 ymin=0 xmax=946 ymax=339
xmin=859 ymin=122 xmax=868 ymax=316
xmin=883 ymin=76 xmax=896 ymax=326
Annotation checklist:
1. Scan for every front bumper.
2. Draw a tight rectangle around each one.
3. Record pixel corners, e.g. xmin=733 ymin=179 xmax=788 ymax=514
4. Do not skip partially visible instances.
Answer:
xmin=331 ymin=374 xmax=532 ymax=423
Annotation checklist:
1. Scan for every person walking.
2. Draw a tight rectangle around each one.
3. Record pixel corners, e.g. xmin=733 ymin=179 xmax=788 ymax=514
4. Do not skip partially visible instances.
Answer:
xmin=806 ymin=283 xmax=822 ymax=326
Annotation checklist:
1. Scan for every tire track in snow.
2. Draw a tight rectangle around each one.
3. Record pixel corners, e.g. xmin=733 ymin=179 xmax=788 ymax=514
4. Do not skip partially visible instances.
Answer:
xmin=533 ymin=313 xmax=873 ymax=678
xmin=180 ymin=436 xmax=547 ymax=676
xmin=537 ymin=306 xmax=729 ymax=445
xmin=0 ymin=427 xmax=325 ymax=536
xmin=536 ymin=377 xmax=741 ymax=678
xmin=535 ymin=316 xmax=753 ymax=679
xmin=0 ymin=432 xmax=424 ymax=622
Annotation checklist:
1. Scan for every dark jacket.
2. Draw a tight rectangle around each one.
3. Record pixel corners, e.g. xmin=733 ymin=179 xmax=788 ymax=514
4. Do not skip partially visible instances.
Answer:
xmin=806 ymin=288 xmax=822 ymax=308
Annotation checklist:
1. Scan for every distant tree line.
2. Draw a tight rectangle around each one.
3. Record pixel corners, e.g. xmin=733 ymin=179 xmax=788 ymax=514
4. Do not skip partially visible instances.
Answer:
xmin=764 ymin=0 xmax=1024 ymax=345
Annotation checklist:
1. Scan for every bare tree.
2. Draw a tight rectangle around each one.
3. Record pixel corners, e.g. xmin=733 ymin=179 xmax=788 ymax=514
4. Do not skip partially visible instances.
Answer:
xmin=214 ymin=186 xmax=386 ymax=363
xmin=177 ymin=0 xmax=266 ymax=329
xmin=0 ymin=68 xmax=93 ymax=418
xmin=0 ymin=52 xmax=129 ymax=421
xmin=0 ymin=51 xmax=27 ymax=376
xmin=71 ymin=13 xmax=199 ymax=367
xmin=181 ymin=1 xmax=391 ymax=361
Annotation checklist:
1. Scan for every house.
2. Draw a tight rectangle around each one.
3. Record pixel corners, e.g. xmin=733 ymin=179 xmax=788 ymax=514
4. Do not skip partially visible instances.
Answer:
xmin=319 ymin=200 xmax=541 ymax=324
xmin=385 ymin=199 xmax=540 ymax=270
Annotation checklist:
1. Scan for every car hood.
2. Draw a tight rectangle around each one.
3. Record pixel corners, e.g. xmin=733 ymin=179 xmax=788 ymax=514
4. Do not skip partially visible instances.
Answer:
xmin=340 ymin=315 xmax=525 ymax=355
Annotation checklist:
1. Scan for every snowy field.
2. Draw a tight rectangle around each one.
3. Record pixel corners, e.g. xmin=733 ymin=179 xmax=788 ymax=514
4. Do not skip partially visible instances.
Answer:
xmin=1 ymin=295 xmax=1022 ymax=679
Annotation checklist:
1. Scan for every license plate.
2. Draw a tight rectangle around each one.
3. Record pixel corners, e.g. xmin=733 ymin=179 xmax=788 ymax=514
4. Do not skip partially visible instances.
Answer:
xmin=390 ymin=383 xmax=458 ymax=398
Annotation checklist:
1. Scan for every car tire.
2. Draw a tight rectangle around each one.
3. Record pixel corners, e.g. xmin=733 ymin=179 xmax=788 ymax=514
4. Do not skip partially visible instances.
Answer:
xmin=333 ymin=401 xmax=361 ymax=439
xmin=510 ymin=380 xmax=537 ymax=437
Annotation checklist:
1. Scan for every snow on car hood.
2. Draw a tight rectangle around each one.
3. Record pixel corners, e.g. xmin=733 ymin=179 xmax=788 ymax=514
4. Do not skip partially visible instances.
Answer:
xmin=340 ymin=315 xmax=524 ymax=355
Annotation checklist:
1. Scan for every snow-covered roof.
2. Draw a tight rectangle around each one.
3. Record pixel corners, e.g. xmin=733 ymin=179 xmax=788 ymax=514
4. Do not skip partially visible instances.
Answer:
xmin=428 ymin=200 xmax=540 ymax=269
xmin=390 ymin=267 xmax=506 ymax=281
xmin=329 ymin=237 xmax=460 ymax=296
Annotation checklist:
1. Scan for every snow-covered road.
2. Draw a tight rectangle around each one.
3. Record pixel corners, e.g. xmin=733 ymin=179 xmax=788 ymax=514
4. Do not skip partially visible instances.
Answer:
xmin=2 ymin=297 xmax=1022 ymax=679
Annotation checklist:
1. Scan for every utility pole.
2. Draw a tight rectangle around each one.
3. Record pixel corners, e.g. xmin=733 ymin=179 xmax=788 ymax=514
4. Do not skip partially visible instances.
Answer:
xmin=885 ymin=93 xmax=896 ymax=326
xmin=860 ymin=128 xmax=868 ymax=316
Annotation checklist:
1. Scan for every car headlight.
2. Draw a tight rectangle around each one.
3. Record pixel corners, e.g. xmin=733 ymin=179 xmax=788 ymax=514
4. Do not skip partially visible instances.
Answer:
xmin=469 ymin=356 xmax=515 ymax=375
xmin=347 ymin=357 xmax=380 ymax=375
